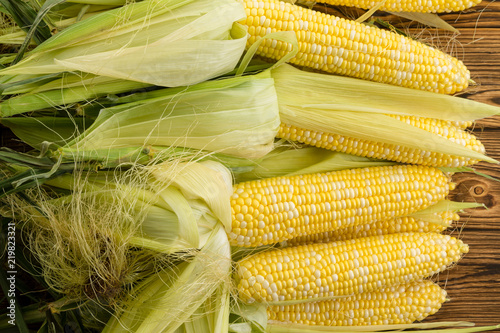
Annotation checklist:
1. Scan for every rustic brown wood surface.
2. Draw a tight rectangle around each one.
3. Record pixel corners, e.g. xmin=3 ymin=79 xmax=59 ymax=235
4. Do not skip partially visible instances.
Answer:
xmin=407 ymin=0 xmax=500 ymax=328
xmin=0 ymin=0 xmax=499 ymax=330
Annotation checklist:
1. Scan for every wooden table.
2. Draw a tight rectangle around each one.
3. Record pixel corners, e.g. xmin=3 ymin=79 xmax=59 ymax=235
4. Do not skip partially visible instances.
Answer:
xmin=411 ymin=0 xmax=500 ymax=328
xmin=0 ymin=0 xmax=499 ymax=330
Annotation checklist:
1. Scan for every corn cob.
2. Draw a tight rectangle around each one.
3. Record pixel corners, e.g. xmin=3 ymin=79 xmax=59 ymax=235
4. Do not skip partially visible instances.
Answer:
xmin=228 ymin=165 xmax=452 ymax=247
xmin=240 ymin=0 xmax=470 ymax=93
xmin=283 ymin=210 xmax=458 ymax=246
xmin=278 ymin=115 xmax=485 ymax=168
xmin=267 ymin=280 xmax=447 ymax=326
xmin=315 ymin=0 xmax=483 ymax=13
xmin=236 ymin=232 xmax=467 ymax=303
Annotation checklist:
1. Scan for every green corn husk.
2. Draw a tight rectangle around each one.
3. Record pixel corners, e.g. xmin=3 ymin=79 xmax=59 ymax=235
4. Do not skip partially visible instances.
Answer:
xmin=1 ymin=122 xmax=392 ymax=177
xmin=0 ymin=72 xmax=66 ymax=94
xmin=0 ymin=117 xmax=88 ymax=149
xmin=232 ymin=146 xmax=397 ymax=183
xmin=0 ymin=7 xmax=118 ymax=46
xmin=0 ymin=22 xmax=26 ymax=46
xmin=407 ymin=200 xmax=484 ymax=223
xmin=0 ymin=0 xmax=52 ymax=45
xmin=174 ymin=280 xmax=230 ymax=333
xmin=65 ymin=0 xmax=129 ymax=4
xmin=56 ymin=71 xmax=280 ymax=160
xmin=0 ymin=71 xmax=280 ymax=168
xmin=0 ymin=0 xmax=248 ymax=88
xmin=102 ymin=223 xmax=231 ymax=333
xmin=2 ymin=71 xmax=117 ymax=95
xmin=0 ymin=30 xmax=28 ymax=45
xmin=271 ymin=64 xmax=500 ymax=164
xmin=0 ymin=73 xmax=152 ymax=116
xmin=0 ymin=60 xmax=275 ymax=117
xmin=229 ymin=303 xmax=268 ymax=333
xmin=389 ymin=12 xmax=458 ymax=32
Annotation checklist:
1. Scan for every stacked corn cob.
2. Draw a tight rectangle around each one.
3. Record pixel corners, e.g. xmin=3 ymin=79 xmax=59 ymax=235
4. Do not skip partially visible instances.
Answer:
xmin=230 ymin=164 xmax=470 ymax=328
xmin=228 ymin=10 xmax=489 ymax=329
xmin=236 ymin=0 xmax=494 ymax=169
xmin=269 ymin=63 xmax=495 ymax=169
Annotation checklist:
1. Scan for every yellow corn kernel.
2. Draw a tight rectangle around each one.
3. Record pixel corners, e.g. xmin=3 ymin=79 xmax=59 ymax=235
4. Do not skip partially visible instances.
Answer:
xmin=236 ymin=232 xmax=468 ymax=303
xmin=278 ymin=115 xmax=485 ymax=167
xmin=228 ymin=165 xmax=451 ymax=247
xmin=315 ymin=0 xmax=482 ymax=13
xmin=240 ymin=0 xmax=470 ymax=94
xmin=267 ymin=280 xmax=447 ymax=326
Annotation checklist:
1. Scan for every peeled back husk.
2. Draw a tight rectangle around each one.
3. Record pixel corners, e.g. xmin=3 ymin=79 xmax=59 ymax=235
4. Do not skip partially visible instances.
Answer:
xmin=102 ymin=224 xmax=232 ymax=333
xmin=60 ymin=71 xmax=280 ymax=160
xmin=42 ymin=159 xmax=233 ymax=253
xmin=232 ymin=146 xmax=397 ymax=183
xmin=0 ymin=0 xmax=248 ymax=87
xmin=271 ymin=64 xmax=499 ymax=164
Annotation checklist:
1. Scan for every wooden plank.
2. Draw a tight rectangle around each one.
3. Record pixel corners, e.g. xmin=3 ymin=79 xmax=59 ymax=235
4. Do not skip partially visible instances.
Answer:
xmin=1 ymin=0 xmax=500 ymax=330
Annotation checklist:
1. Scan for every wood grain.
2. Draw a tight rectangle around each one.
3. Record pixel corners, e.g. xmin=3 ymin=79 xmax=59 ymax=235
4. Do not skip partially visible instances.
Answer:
xmin=1 ymin=0 xmax=499 ymax=330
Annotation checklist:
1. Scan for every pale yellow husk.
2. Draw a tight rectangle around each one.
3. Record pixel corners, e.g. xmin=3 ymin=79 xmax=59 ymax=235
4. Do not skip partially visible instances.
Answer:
xmin=271 ymin=64 xmax=498 ymax=163
xmin=63 ymin=72 xmax=280 ymax=159
xmin=1 ymin=0 xmax=248 ymax=87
